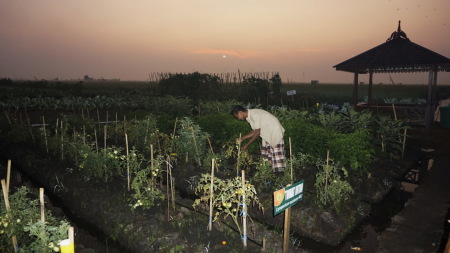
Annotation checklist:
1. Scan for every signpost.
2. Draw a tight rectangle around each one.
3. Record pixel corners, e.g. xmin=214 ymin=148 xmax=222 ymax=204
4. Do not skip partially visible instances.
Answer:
xmin=273 ymin=180 xmax=304 ymax=253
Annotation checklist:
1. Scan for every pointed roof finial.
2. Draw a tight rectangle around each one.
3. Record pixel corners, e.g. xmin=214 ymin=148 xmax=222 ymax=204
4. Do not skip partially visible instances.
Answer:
xmin=387 ymin=20 xmax=409 ymax=41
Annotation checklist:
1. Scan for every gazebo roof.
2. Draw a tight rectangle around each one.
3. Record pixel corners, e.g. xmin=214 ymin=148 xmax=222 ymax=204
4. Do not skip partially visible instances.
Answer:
xmin=333 ymin=21 xmax=450 ymax=74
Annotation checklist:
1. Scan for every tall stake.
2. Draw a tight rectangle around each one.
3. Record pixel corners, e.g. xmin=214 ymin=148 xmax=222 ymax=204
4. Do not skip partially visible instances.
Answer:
xmin=104 ymin=125 xmax=107 ymax=150
xmin=241 ymin=170 xmax=247 ymax=248
xmin=289 ymin=137 xmax=293 ymax=183
xmin=4 ymin=111 xmax=12 ymax=127
xmin=236 ymin=133 xmax=242 ymax=176
xmin=6 ymin=160 xmax=11 ymax=193
xmin=125 ymin=133 xmax=130 ymax=191
xmin=61 ymin=121 xmax=64 ymax=161
xmin=166 ymin=156 xmax=170 ymax=221
xmin=42 ymin=116 xmax=48 ymax=153
xmin=208 ymin=159 xmax=215 ymax=231
xmin=2 ymin=179 xmax=18 ymax=252
xmin=392 ymin=103 xmax=397 ymax=120
xmin=40 ymin=188 xmax=45 ymax=222
xmin=25 ymin=111 xmax=34 ymax=144
xmin=94 ymin=129 xmax=98 ymax=153
xmin=401 ymin=128 xmax=408 ymax=158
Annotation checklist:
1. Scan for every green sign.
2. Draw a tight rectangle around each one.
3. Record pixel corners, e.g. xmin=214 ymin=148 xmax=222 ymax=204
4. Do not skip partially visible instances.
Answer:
xmin=273 ymin=180 xmax=304 ymax=216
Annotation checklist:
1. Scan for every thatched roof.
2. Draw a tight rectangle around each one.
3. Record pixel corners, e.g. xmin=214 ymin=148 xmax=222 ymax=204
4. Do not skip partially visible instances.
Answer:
xmin=333 ymin=21 xmax=450 ymax=74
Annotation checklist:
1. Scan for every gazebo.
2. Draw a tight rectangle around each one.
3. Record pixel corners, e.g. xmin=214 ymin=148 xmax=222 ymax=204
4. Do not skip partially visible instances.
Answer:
xmin=333 ymin=21 xmax=450 ymax=127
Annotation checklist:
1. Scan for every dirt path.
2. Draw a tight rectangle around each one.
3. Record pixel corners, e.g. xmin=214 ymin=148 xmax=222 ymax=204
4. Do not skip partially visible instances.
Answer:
xmin=376 ymin=126 xmax=450 ymax=252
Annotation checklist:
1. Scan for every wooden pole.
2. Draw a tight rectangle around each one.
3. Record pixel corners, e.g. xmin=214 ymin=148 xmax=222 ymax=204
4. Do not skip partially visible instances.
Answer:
xmin=6 ymin=160 xmax=11 ymax=193
xmin=61 ymin=121 xmax=64 ymax=161
xmin=166 ymin=156 xmax=170 ymax=221
xmin=40 ymin=188 xmax=45 ymax=222
xmin=282 ymin=183 xmax=292 ymax=253
xmin=392 ymin=103 xmax=397 ymax=120
xmin=68 ymin=226 xmax=74 ymax=244
xmin=208 ymin=159 xmax=215 ymax=231
xmin=104 ymin=125 xmax=107 ymax=150
xmin=42 ymin=116 xmax=48 ymax=153
xmin=1 ymin=179 xmax=18 ymax=252
xmin=4 ymin=111 xmax=12 ymax=127
xmin=241 ymin=170 xmax=247 ymax=248
xmin=125 ymin=133 xmax=130 ymax=191
xmin=25 ymin=111 xmax=35 ymax=144
xmin=94 ymin=129 xmax=98 ymax=153
xmin=289 ymin=137 xmax=293 ymax=183
xmin=236 ymin=133 xmax=242 ymax=176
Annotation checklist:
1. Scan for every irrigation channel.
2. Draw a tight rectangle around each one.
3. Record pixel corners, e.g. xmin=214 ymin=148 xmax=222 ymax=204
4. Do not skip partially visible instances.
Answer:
xmin=1 ymin=151 xmax=428 ymax=253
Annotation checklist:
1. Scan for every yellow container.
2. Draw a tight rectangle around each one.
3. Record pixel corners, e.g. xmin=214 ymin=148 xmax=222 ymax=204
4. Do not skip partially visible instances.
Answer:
xmin=59 ymin=239 xmax=74 ymax=253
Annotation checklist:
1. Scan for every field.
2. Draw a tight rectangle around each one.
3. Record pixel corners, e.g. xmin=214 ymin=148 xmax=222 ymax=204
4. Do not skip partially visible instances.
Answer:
xmin=0 ymin=77 xmax=447 ymax=252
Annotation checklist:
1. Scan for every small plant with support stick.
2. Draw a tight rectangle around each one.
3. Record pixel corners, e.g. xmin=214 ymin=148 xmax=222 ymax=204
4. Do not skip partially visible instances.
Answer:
xmin=314 ymin=151 xmax=354 ymax=213
xmin=193 ymin=171 xmax=264 ymax=245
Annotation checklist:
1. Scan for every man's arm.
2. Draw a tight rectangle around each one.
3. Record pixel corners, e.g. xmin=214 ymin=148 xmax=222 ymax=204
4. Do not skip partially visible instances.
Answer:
xmin=238 ymin=129 xmax=260 ymax=151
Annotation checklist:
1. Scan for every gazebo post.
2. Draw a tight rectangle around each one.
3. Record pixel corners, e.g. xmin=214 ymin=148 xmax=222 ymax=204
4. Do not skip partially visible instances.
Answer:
xmin=368 ymin=71 xmax=373 ymax=104
xmin=425 ymin=69 xmax=438 ymax=129
xmin=352 ymin=73 xmax=359 ymax=105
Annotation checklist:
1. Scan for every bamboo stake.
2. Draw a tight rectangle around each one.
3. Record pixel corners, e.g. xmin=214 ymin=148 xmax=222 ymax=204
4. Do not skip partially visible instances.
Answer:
xmin=81 ymin=107 xmax=85 ymax=121
xmin=2 ymin=179 xmax=19 ymax=252
xmin=262 ymin=236 xmax=266 ymax=252
xmin=61 ymin=121 xmax=64 ymax=161
xmin=166 ymin=156 xmax=170 ymax=221
xmin=83 ymin=125 xmax=86 ymax=145
xmin=208 ymin=159 xmax=215 ymax=231
xmin=115 ymin=112 xmax=118 ymax=143
xmin=236 ymin=133 xmax=242 ymax=176
xmin=171 ymin=172 xmax=175 ymax=210
xmin=289 ymin=137 xmax=293 ymax=183
xmin=325 ymin=150 xmax=330 ymax=205
xmin=25 ymin=111 xmax=35 ymax=144
xmin=42 ymin=116 xmax=48 ymax=153
xmin=401 ymin=128 xmax=408 ymax=159
xmin=104 ymin=125 xmax=107 ymax=150
xmin=150 ymin=144 xmax=154 ymax=182
xmin=40 ymin=188 xmax=45 ymax=222
xmin=94 ymin=129 xmax=98 ymax=153
xmin=282 ymin=201 xmax=291 ymax=253
xmin=392 ymin=103 xmax=397 ymax=120
xmin=6 ymin=160 xmax=11 ymax=193
xmin=55 ymin=118 xmax=59 ymax=136
xmin=4 ymin=111 xmax=12 ymax=127
xmin=125 ymin=133 xmax=130 ymax=191
xmin=68 ymin=226 xmax=74 ymax=244
xmin=97 ymin=109 xmax=100 ymax=130
xmin=241 ymin=169 xmax=247 ymax=248
xmin=172 ymin=117 xmax=178 ymax=138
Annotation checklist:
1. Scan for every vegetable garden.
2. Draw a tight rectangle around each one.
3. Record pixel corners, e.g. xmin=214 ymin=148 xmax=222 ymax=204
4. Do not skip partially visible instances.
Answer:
xmin=0 ymin=76 xmax=434 ymax=252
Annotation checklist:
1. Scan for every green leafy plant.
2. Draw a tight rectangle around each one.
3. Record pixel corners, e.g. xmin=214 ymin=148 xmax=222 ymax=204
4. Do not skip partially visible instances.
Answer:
xmin=0 ymin=187 xmax=70 ymax=253
xmin=193 ymin=174 xmax=263 ymax=238
xmin=314 ymin=157 xmax=354 ymax=213
xmin=375 ymin=115 xmax=409 ymax=156
xmin=130 ymin=153 xmax=165 ymax=210
xmin=175 ymin=117 xmax=209 ymax=166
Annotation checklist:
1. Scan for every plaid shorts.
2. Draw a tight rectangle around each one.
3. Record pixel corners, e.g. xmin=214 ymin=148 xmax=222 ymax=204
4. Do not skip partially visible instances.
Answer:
xmin=261 ymin=139 xmax=286 ymax=173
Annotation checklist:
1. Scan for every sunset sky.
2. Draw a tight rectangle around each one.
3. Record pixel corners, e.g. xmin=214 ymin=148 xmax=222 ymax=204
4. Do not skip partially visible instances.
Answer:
xmin=1 ymin=0 xmax=449 ymax=84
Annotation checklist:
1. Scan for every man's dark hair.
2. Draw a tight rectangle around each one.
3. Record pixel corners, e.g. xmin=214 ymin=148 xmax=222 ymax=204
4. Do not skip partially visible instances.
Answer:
xmin=231 ymin=105 xmax=247 ymax=115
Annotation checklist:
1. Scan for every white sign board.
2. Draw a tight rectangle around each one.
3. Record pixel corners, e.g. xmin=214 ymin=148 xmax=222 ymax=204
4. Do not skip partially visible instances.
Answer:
xmin=286 ymin=90 xmax=296 ymax=96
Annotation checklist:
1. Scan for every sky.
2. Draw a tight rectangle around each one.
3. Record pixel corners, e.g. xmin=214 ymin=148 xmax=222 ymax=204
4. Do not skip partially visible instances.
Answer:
xmin=1 ymin=0 xmax=450 ymax=84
